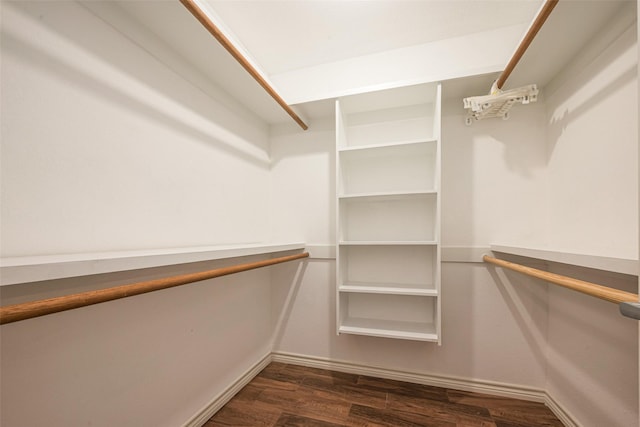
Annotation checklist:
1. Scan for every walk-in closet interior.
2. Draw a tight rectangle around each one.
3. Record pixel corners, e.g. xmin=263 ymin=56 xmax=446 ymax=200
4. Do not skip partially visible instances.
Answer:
xmin=1 ymin=1 xmax=638 ymax=426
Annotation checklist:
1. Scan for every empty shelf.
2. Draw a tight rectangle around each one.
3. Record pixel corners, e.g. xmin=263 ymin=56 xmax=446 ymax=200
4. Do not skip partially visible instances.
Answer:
xmin=338 ymin=190 xmax=437 ymax=201
xmin=339 ymin=241 xmax=438 ymax=246
xmin=339 ymin=317 xmax=438 ymax=342
xmin=338 ymin=138 xmax=437 ymax=153
xmin=339 ymin=283 xmax=437 ymax=296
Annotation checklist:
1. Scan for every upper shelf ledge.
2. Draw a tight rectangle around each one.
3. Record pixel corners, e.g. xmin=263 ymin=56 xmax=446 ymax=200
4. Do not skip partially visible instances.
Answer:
xmin=0 ymin=243 xmax=306 ymax=286
xmin=490 ymin=244 xmax=638 ymax=276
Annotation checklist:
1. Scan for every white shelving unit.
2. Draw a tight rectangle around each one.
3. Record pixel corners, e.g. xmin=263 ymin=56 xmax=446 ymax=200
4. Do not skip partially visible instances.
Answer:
xmin=335 ymin=82 xmax=442 ymax=343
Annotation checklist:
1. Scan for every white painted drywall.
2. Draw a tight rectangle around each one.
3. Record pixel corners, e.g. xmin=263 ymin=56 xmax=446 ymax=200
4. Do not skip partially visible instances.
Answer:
xmin=545 ymin=264 xmax=638 ymax=427
xmin=440 ymin=100 xmax=548 ymax=249
xmin=269 ymin=118 xmax=336 ymax=247
xmin=2 ymin=2 xmax=638 ymax=427
xmin=270 ymin=24 xmax=528 ymax=105
xmin=0 ymin=1 xmax=271 ymax=258
xmin=544 ymin=11 xmax=638 ymax=261
xmin=0 ymin=2 xmax=279 ymax=426
xmin=1 ymin=260 xmax=276 ymax=427
xmin=272 ymin=258 xmax=549 ymax=389
xmin=542 ymin=6 xmax=639 ymax=426
xmin=268 ymin=9 xmax=639 ymax=425
xmin=269 ymin=101 xmax=549 ymax=390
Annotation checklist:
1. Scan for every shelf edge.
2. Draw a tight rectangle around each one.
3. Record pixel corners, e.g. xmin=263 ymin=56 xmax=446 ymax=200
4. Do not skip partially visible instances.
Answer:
xmin=338 ymin=138 xmax=437 ymax=153
xmin=339 ymin=241 xmax=438 ymax=246
xmin=338 ymin=190 xmax=437 ymax=200
xmin=339 ymin=285 xmax=438 ymax=296
xmin=0 ymin=242 xmax=306 ymax=286
xmin=338 ymin=325 xmax=438 ymax=342
xmin=490 ymin=244 xmax=638 ymax=276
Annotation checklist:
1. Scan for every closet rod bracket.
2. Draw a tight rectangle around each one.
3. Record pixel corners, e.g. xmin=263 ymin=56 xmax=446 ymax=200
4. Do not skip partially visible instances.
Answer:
xmin=619 ymin=302 xmax=640 ymax=320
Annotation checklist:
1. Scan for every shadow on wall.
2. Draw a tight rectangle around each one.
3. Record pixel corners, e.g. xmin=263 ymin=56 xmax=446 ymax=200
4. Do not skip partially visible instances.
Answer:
xmin=485 ymin=105 xmax=547 ymax=179
xmin=547 ymin=66 xmax=636 ymax=156
xmin=546 ymin=23 xmax=637 ymax=156
xmin=441 ymin=100 xmax=547 ymax=248
xmin=545 ymin=275 xmax=638 ymax=426
xmin=270 ymin=257 xmax=310 ymax=350
xmin=3 ymin=1 xmax=269 ymax=169
xmin=0 ymin=253 xmax=286 ymax=307
xmin=444 ymin=96 xmax=547 ymax=178
xmin=545 ymin=354 xmax=636 ymax=426
xmin=268 ymin=118 xmax=336 ymax=168
xmin=0 ymin=261 xmax=278 ymax=426
xmin=269 ymin=117 xmax=337 ymax=245
xmin=441 ymin=104 xmax=476 ymax=247
xmin=448 ymin=100 xmax=547 ymax=180
xmin=437 ymin=262 xmax=476 ymax=377
xmin=487 ymin=255 xmax=638 ymax=426
xmin=78 ymin=1 xmax=268 ymax=142
xmin=486 ymin=264 xmax=548 ymax=369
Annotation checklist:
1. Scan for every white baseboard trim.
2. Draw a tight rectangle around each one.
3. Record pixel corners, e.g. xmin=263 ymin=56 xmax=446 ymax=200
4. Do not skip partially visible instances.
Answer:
xmin=272 ymin=351 xmax=546 ymax=403
xmin=182 ymin=352 xmax=272 ymax=427
xmin=184 ymin=350 xmax=580 ymax=427
xmin=545 ymin=393 xmax=581 ymax=427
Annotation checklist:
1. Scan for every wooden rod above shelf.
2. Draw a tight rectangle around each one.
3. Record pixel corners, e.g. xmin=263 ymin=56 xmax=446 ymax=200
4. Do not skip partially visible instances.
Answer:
xmin=0 ymin=252 xmax=309 ymax=325
xmin=179 ymin=0 xmax=308 ymax=130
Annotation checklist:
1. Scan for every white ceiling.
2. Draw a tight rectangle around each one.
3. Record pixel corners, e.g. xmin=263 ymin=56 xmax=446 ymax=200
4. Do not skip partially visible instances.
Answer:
xmin=112 ymin=0 xmax=634 ymax=125
xmin=207 ymin=0 xmax=544 ymax=75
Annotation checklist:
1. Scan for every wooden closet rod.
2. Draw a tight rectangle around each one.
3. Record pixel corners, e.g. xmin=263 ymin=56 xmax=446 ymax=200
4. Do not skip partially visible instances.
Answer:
xmin=0 ymin=252 xmax=309 ymax=325
xmin=496 ymin=0 xmax=559 ymax=90
xmin=483 ymin=255 xmax=637 ymax=304
xmin=179 ymin=0 xmax=309 ymax=131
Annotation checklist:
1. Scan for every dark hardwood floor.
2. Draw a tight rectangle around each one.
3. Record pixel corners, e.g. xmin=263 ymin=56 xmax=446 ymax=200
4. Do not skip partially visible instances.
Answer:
xmin=204 ymin=362 xmax=563 ymax=427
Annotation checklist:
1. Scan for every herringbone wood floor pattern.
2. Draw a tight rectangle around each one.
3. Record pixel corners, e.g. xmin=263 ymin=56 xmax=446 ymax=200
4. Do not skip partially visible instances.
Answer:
xmin=205 ymin=362 xmax=563 ymax=426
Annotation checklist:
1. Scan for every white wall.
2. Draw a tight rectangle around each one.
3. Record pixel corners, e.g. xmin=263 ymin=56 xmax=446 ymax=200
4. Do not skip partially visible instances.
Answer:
xmin=271 ymin=24 xmax=527 ymax=104
xmin=441 ymin=101 xmax=548 ymax=249
xmin=269 ymin=102 xmax=550 ymax=390
xmin=268 ymin=9 xmax=639 ymax=427
xmin=269 ymin=118 xmax=336 ymax=247
xmin=1 ymin=1 xmax=271 ymax=257
xmin=1 ymin=260 xmax=278 ymax=427
xmin=2 ymin=2 xmax=638 ymax=426
xmin=543 ymin=7 xmax=639 ymax=427
xmin=272 ymin=259 xmax=549 ymax=389
xmin=545 ymin=264 xmax=637 ymax=427
xmin=0 ymin=2 xmax=280 ymax=426
xmin=544 ymin=14 xmax=638 ymax=260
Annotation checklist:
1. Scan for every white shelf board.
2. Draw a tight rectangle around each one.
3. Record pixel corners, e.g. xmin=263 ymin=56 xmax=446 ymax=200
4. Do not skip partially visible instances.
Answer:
xmin=339 ymin=283 xmax=437 ymax=297
xmin=0 ymin=242 xmax=306 ymax=286
xmin=339 ymin=241 xmax=438 ymax=246
xmin=490 ymin=244 xmax=638 ymax=276
xmin=338 ymin=138 xmax=437 ymax=153
xmin=339 ymin=317 xmax=438 ymax=342
xmin=339 ymin=190 xmax=437 ymax=201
